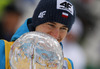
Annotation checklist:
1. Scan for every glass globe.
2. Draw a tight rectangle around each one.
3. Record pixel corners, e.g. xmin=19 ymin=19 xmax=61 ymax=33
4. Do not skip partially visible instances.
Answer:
xmin=9 ymin=32 xmax=64 ymax=69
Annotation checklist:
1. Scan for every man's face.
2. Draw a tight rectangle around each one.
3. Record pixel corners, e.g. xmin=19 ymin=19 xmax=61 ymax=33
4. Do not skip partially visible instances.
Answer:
xmin=35 ymin=22 xmax=68 ymax=42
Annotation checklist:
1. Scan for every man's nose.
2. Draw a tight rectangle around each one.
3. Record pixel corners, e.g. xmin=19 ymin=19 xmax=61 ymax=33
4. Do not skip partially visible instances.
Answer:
xmin=49 ymin=28 xmax=59 ymax=39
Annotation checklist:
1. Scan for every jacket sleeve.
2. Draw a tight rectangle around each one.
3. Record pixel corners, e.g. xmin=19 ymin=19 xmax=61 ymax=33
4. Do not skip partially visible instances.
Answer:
xmin=0 ymin=40 xmax=5 ymax=69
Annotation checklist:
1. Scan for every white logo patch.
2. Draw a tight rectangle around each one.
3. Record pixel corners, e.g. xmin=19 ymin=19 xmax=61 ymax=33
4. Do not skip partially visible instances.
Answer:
xmin=57 ymin=0 xmax=74 ymax=15
xmin=38 ymin=11 xmax=46 ymax=18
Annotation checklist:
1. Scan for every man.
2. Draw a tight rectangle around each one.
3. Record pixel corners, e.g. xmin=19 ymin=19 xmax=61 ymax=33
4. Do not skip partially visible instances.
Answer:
xmin=0 ymin=0 xmax=75 ymax=69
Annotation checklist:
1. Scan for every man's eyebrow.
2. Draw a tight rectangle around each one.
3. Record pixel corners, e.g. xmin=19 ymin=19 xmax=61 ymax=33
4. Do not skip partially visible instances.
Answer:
xmin=49 ymin=22 xmax=56 ymax=25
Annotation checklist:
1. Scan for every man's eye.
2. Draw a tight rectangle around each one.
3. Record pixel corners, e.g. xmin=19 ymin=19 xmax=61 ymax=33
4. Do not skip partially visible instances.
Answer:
xmin=60 ymin=27 xmax=68 ymax=30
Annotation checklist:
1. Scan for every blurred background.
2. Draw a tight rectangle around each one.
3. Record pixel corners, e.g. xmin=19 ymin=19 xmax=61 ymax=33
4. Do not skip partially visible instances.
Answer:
xmin=0 ymin=0 xmax=100 ymax=69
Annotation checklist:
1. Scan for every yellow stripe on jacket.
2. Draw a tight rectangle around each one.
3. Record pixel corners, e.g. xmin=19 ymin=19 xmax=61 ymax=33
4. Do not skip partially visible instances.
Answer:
xmin=4 ymin=40 xmax=14 ymax=69
xmin=64 ymin=58 xmax=72 ymax=69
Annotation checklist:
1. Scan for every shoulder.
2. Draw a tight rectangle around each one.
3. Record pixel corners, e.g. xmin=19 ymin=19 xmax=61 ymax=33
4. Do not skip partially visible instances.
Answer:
xmin=63 ymin=58 xmax=74 ymax=69
xmin=0 ymin=40 xmax=14 ymax=69
xmin=0 ymin=40 xmax=5 ymax=44
xmin=0 ymin=40 xmax=14 ymax=56
xmin=0 ymin=40 xmax=14 ymax=46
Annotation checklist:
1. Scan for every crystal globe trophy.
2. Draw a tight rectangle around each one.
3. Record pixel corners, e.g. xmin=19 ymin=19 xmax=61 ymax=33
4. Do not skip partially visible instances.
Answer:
xmin=9 ymin=32 xmax=64 ymax=69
